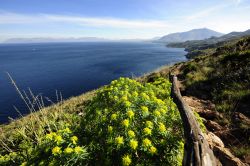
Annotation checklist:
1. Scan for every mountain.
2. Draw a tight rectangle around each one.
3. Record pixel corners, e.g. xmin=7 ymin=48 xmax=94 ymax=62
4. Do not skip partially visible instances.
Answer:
xmin=157 ymin=28 xmax=224 ymax=43
xmin=3 ymin=37 xmax=110 ymax=43
xmin=167 ymin=29 xmax=250 ymax=58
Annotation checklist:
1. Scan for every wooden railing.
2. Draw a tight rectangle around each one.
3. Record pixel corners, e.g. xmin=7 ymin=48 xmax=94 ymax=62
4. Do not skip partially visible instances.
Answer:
xmin=170 ymin=74 xmax=216 ymax=166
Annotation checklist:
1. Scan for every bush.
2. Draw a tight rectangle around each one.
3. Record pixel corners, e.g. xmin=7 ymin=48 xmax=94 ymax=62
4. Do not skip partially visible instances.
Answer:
xmin=81 ymin=77 xmax=184 ymax=165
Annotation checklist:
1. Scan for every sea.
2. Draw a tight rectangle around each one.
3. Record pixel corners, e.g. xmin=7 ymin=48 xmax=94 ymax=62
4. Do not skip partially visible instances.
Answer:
xmin=0 ymin=41 xmax=186 ymax=124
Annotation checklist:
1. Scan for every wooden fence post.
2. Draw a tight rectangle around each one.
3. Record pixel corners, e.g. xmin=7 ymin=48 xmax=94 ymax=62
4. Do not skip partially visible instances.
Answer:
xmin=170 ymin=74 xmax=216 ymax=166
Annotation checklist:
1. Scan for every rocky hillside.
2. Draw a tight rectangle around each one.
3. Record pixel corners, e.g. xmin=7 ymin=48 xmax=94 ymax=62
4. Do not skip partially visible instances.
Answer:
xmin=143 ymin=36 xmax=250 ymax=164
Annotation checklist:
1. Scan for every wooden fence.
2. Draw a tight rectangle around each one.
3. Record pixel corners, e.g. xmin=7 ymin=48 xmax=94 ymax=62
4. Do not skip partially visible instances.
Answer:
xmin=170 ymin=74 xmax=216 ymax=166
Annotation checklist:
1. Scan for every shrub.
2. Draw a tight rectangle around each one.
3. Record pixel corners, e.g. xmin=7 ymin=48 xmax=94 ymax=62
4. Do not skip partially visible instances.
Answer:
xmin=81 ymin=77 xmax=184 ymax=165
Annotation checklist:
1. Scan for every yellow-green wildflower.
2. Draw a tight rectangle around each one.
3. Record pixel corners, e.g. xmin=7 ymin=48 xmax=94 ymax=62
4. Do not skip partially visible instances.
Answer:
xmin=155 ymin=98 xmax=164 ymax=105
xmin=153 ymin=110 xmax=161 ymax=117
xmin=111 ymin=113 xmax=117 ymax=121
xmin=142 ymin=138 xmax=152 ymax=147
xmin=74 ymin=146 xmax=83 ymax=154
xmin=39 ymin=160 xmax=45 ymax=166
xmin=64 ymin=147 xmax=74 ymax=154
xmin=124 ymin=101 xmax=131 ymax=107
xmin=115 ymin=136 xmax=124 ymax=145
xmin=20 ymin=162 xmax=27 ymax=166
xmin=108 ymin=126 xmax=113 ymax=133
xmin=146 ymin=121 xmax=153 ymax=128
xmin=114 ymin=96 xmax=118 ymax=101
xmin=122 ymin=154 xmax=132 ymax=166
xmin=128 ymin=130 xmax=135 ymax=138
xmin=149 ymin=146 xmax=157 ymax=155
xmin=102 ymin=116 xmax=107 ymax=122
xmin=122 ymin=96 xmax=128 ymax=101
xmin=55 ymin=135 xmax=63 ymax=144
xmin=159 ymin=108 xmax=167 ymax=114
xmin=0 ymin=156 xmax=5 ymax=163
xmin=129 ymin=139 xmax=138 ymax=150
xmin=122 ymin=119 xmax=129 ymax=128
xmin=141 ymin=106 xmax=148 ymax=112
xmin=143 ymin=127 xmax=152 ymax=135
xmin=132 ymin=91 xmax=138 ymax=97
xmin=71 ymin=136 xmax=78 ymax=145
xmin=141 ymin=93 xmax=150 ymax=100
xmin=52 ymin=146 xmax=61 ymax=155
xmin=159 ymin=123 xmax=166 ymax=133
xmin=96 ymin=110 xmax=102 ymax=115
xmin=64 ymin=127 xmax=72 ymax=134
xmin=45 ymin=133 xmax=53 ymax=140
xmin=127 ymin=110 xmax=135 ymax=119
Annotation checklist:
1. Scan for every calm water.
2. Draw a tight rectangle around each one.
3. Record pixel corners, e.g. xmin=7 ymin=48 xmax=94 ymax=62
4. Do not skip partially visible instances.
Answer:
xmin=0 ymin=42 xmax=186 ymax=123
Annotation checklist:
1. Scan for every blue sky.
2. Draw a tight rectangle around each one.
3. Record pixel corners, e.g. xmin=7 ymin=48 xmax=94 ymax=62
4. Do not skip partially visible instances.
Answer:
xmin=0 ymin=0 xmax=250 ymax=41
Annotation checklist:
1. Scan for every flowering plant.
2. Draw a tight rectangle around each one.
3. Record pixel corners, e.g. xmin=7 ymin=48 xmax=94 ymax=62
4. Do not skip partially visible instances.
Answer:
xmin=0 ymin=127 xmax=88 ymax=165
xmin=82 ymin=77 xmax=184 ymax=165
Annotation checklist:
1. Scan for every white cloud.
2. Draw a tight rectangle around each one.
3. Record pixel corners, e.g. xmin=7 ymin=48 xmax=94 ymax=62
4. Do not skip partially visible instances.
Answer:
xmin=0 ymin=11 xmax=44 ymax=24
xmin=0 ymin=11 xmax=170 ymax=29
xmin=185 ymin=4 xmax=229 ymax=21
xmin=0 ymin=5 xmax=249 ymax=41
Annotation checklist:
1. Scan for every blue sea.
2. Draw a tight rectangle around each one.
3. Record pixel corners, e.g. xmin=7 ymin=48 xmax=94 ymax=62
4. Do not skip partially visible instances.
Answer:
xmin=0 ymin=42 xmax=186 ymax=124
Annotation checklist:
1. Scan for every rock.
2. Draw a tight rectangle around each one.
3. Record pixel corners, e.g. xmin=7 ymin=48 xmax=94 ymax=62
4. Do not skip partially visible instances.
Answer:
xmin=232 ymin=112 xmax=250 ymax=126
xmin=206 ymin=120 xmax=223 ymax=131
xmin=244 ymin=155 xmax=250 ymax=165
xmin=215 ymin=128 xmax=250 ymax=145
xmin=213 ymin=146 xmax=247 ymax=166
xmin=206 ymin=132 xmax=224 ymax=148
xmin=199 ymin=110 xmax=223 ymax=120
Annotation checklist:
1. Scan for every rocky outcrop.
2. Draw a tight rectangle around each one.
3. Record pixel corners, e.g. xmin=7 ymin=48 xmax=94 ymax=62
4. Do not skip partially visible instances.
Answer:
xmin=205 ymin=132 xmax=246 ymax=166
xmin=206 ymin=120 xmax=223 ymax=132
xmin=182 ymin=96 xmax=249 ymax=165
xmin=213 ymin=146 xmax=246 ymax=166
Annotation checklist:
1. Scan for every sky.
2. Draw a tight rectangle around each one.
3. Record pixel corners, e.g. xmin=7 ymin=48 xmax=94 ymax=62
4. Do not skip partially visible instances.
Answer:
xmin=0 ymin=0 xmax=250 ymax=41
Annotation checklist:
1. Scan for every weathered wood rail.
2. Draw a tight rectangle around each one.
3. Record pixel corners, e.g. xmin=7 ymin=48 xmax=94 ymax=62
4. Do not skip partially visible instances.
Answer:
xmin=170 ymin=74 xmax=216 ymax=166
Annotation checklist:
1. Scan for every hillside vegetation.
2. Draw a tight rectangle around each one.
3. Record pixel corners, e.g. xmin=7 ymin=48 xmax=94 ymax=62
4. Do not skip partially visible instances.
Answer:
xmin=178 ymin=37 xmax=250 ymax=116
xmin=177 ymin=37 xmax=250 ymax=162
xmin=144 ymin=36 xmax=250 ymax=162
xmin=0 ymin=78 xmax=184 ymax=165
xmin=1 ymin=36 xmax=250 ymax=165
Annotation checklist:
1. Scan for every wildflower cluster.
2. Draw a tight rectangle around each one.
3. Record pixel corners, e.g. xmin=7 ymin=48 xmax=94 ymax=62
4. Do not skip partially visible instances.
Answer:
xmin=0 ymin=127 xmax=88 ymax=165
xmin=34 ymin=127 xmax=87 ymax=165
xmin=82 ymin=77 xmax=184 ymax=165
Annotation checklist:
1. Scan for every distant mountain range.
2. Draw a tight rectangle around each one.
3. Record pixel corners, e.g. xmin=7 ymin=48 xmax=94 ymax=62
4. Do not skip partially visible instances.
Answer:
xmin=4 ymin=28 xmax=249 ymax=44
xmin=157 ymin=28 xmax=224 ymax=43
xmin=167 ymin=29 xmax=250 ymax=58
xmin=3 ymin=37 xmax=110 ymax=43
xmin=3 ymin=37 xmax=149 ymax=44
xmin=167 ymin=29 xmax=250 ymax=51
